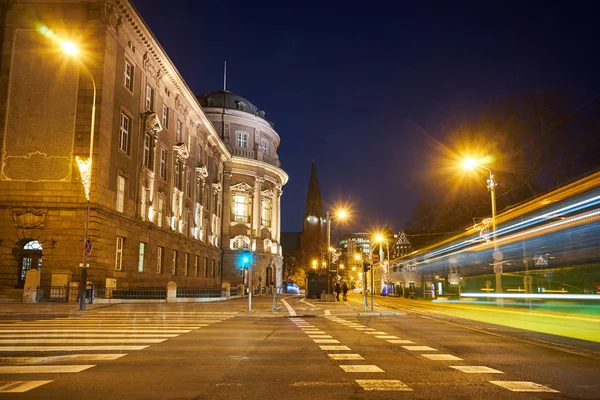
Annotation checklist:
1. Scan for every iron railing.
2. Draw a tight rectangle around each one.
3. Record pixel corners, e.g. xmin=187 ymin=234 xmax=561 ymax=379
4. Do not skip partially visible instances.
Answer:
xmin=95 ymin=288 xmax=166 ymax=299
xmin=176 ymin=288 xmax=222 ymax=298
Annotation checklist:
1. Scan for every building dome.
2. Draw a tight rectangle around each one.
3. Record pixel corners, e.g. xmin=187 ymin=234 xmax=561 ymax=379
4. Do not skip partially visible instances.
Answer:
xmin=197 ymin=90 xmax=268 ymax=120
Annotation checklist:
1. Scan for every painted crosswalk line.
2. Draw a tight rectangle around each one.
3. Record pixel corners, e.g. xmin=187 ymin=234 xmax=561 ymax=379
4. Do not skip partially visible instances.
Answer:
xmin=451 ymin=366 xmax=503 ymax=373
xmin=319 ymin=345 xmax=351 ymax=351
xmin=0 ymin=338 xmax=166 ymax=344
xmin=313 ymin=339 xmax=340 ymax=344
xmin=0 ymin=324 xmax=205 ymax=328
xmin=355 ymin=328 xmax=375 ymax=331
xmin=375 ymin=335 xmax=398 ymax=339
xmin=402 ymin=345 xmax=437 ymax=351
xmin=0 ymin=380 xmax=53 ymax=393
xmin=490 ymin=381 xmax=559 ymax=392
xmin=0 ymin=354 xmax=126 ymax=364
xmin=365 ymin=331 xmax=387 ymax=335
xmin=327 ymin=354 xmax=364 ymax=360
xmin=340 ymin=365 xmax=384 ymax=373
xmin=422 ymin=354 xmax=462 ymax=361
xmin=308 ymin=335 xmax=332 ymax=338
xmin=0 ymin=345 xmax=148 ymax=352
xmin=356 ymin=379 xmax=412 ymax=391
xmin=386 ymin=339 xmax=414 ymax=344
xmin=0 ymin=365 xmax=95 ymax=374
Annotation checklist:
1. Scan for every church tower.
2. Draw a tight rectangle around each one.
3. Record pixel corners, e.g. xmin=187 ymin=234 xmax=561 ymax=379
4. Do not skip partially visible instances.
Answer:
xmin=301 ymin=160 xmax=324 ymax=266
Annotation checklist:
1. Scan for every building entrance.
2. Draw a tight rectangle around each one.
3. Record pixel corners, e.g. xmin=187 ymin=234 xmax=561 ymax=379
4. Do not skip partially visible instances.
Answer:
xmin=17 ymin=240 xmax=43 ymax=288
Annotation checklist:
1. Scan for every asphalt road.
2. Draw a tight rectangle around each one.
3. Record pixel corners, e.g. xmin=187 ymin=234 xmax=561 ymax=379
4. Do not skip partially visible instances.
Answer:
xmin=0 ymin=294 xmax=598 ymax=399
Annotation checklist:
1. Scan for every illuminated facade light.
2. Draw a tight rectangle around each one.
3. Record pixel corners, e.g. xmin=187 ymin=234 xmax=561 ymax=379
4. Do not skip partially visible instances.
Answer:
xmin=76 ymin=156 xmax=91 ymax=201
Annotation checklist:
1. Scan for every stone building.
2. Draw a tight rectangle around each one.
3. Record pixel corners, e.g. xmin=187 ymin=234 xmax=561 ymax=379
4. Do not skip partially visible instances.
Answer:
xmin=197 ymin=90 xmax=287 ymax=291
xmin=0 ymin=0 xmax=286 ymax=296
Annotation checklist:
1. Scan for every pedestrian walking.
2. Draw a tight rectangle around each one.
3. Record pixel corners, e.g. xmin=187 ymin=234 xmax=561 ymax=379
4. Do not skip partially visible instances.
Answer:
xmin=334 ymin=282 xmax=341 ymax=301
xmin=342 ymin=282 xmax=348 ymax=301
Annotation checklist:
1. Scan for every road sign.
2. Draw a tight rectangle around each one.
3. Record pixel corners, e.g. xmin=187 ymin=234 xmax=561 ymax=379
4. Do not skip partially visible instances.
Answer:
xmin=534 ymin=255 xmax=548 ymax=267
xmin=493 ymin=263 xmax=503 ymax=274
xmin=492 ymin=250 xmax=504 ymax=262
xmin=84 ymin=238 xmax=92 ymax=256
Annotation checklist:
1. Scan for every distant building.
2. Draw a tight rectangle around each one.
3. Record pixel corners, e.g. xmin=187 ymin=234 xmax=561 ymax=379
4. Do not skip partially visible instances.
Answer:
xmin=300 ymin=160 xmax=325 ymax=267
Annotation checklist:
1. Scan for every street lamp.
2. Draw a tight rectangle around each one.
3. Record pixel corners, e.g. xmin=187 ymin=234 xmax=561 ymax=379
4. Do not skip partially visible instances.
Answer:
xmin=59 ymin=39 xmax=97 ymax=311
xmin=326 ymin=209 xmax=349 ymax=294
xmin=462 ymin=158 xmax=502 ymax=294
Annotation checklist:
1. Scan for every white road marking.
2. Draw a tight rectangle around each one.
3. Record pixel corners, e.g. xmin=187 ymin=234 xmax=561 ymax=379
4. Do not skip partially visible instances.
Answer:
xmin=313 ymin=339 xmax=340 ymax=344
xmin=422 ymin=354 xmax=462 ymax=360
xmin=365 ymin=332 xmax=387 ymax=335
xmin=280 ymin=297 xmax=296 ymax=316
xmin=0 ymin=380 xmax=53 ymax=393
xmin=327 ymin=354 xmax=364 ymax=360
xmin=291 ymin=381 xmax=349 ymax=387
xmin=0 ymin=365 xmax=95 ymax=374
xmin=0 ymin=354 xmax=126 ymax=364
xmin=340 ymin=365 xmax=384 ymax=373
xmin=375 ymin=335 xmax=398 ymax=339
xmin=320 ymin=345 xmax=351 ymax=351
xmin=0 ymin=329 xmax=191 ymax=334
xmin=0 ymin=324 xmax=203 ymax=328
xmin=451 ymin=366 xmax=503 ymax=373
xmin=0 ymin=338 xmax=166 ymax=344
xmin=0 ymin=345 xmax=148 ymax=352
xmin=324 ymin=310 xmax=331 ymax=316
xmin=386 ymin=340 xmax=414 ymax=344
xmin=356 ymin=328 xmax=375 ymax=331
xmin=97 ymin=311 xmax=237 ymax=314
xmin=0 ymin=334 xmax=179 ymax=338
xmin=489 ymin=381 xmax=559 ymax=392
xmin=305 ymin=331 xmax=326 ymax=334
xmin=308 ymin=335 xmax=332 ymax=338
xmin=402 ymin=346 xmax=437 ymax=351
xmin=300 ymin=327 xmax=317 ymax=330
xmin=356 ymin=379 xmax=412 ymax=391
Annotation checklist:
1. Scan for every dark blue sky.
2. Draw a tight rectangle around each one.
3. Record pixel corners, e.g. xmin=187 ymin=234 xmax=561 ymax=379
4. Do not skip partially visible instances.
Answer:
xmin=132 ymin=0 xmax=598 ymax=233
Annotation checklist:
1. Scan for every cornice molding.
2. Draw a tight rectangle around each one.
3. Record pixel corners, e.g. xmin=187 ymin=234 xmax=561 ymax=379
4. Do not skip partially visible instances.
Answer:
xmin=228 ymin=156 xmax=288 ymax=186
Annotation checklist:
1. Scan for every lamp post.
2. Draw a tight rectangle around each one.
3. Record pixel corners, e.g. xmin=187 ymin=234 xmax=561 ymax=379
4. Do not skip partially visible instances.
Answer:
xmin=60 ymin=40 xmax=96 ymax=312
xmin=463 ymin=159 xmax=502 ymax=295
xmin=326 ymin=209 xmax=348 ymax=294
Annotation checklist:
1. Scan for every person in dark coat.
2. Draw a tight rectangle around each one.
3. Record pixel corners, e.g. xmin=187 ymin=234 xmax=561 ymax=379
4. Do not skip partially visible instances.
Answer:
xmin=334 ymin=282 xmax=341 ymax=301
xmin=341 ymin=282 xmax=348 ymax=301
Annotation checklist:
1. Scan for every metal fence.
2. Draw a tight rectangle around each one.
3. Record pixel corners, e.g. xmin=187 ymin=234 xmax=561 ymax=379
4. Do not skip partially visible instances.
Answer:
xmin=95 ymin=288 xmax=166 ymax=299
xmin=37 ymin=286 xmax=71 ymax=302
xmin=176 ymin=288 xmax=223 ymax=298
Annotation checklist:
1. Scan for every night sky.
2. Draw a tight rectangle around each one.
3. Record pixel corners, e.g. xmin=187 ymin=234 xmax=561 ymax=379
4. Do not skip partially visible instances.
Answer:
xmin=132 ymin=0 xmax=598 ymax=234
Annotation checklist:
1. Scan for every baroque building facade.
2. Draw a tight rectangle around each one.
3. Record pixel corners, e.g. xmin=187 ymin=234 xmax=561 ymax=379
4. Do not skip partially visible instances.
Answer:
xmin=0 ymin=0 xmax=286 ymax=295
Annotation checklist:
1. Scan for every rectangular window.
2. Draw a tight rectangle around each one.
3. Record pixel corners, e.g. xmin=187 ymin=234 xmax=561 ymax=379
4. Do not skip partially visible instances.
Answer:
xmin=138 ymin=242 xmax=146 ymax=272
xmin=187 ymin=134 xmax=192 ymax=156
xmin=203 ymin=257 xmax=208 ymax=278
xmin=236 ymin=132 xmax=248 ymax=148
xmin=260 ymin=138 xmax=268 ymax=153
xmin=143 ymin=133 xmax=152 ymax=168
xmin=119 ymin=113 xmax=130 ymax=153
xmin=157 ymin=197 xmax=164 ymax=228
xmin=116 ymin=176 xmax=126 ymax=213
xmin=261 ymin=199 xmax=272 ymax=226
xmin=140 ymin=186 xmax=147 ymax=221
xmin=184 ymin=253 xmax=189 ymax=276
xmin=232 ymin=194 xmax=250 ymax=223
xmin=115 ymin=237 xmax=124 ymax=271
xmin=176 ymin=120 xmax=182 ymax=143
xmin=185 ymin=170 xmax=191 ymax=197
xmin=172 ymin=250 xmax=178 ymax=275
xmin=195 ymin=255 xmax=199 ymax=277
xmin=124 ymin=61 xmax=134 ymax=91
xmin=160 ymin=148 xmax=167 ymax=179
xmin=145 ymin=84 xmax=153 ymax=110
xmin=162 ymin=105 xmax=169 ymax=128
xmin=157 ymin=246 xmax=163 ymax=274
xmin=211 ymin=259 xmax=216 ymax=278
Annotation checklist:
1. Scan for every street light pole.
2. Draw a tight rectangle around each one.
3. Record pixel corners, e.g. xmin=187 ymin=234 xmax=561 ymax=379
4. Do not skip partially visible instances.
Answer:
xmin=484 ymin=168 xmax=502 ymax=295
xmin=326 ymin=210 xmax=331 ymax=294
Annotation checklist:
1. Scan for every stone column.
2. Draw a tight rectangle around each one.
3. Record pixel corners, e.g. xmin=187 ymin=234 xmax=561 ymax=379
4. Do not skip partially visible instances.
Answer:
xmin=252 ymin=177 xmax=263 ymax=250
xmin=270 ymin=186 xmax=278 ymax=242
xmin=221 ymin=171 xmax=232 ymax=242
xmin=276 ymin=185 xmax=282 ymax=243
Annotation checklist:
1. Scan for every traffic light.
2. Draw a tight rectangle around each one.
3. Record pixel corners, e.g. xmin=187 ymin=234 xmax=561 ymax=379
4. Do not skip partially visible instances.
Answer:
xmin=240 ymin=250 xmax=250 ymax=270
xmin=363 ymin=261 xmax=371 ymax=272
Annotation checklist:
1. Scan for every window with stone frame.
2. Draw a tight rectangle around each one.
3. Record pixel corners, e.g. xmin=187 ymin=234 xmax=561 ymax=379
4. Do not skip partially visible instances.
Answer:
xmin=162 ymin=105 xmax=169 ymax=128
xmin=140 ymin=186 xmax=149 ymax=221
xmin=145 ymin=84 xmax=154 ymax=111
xmin=261 ymin=198 xmax=272 ymax=226
xmin=194 ymin=255 xmax=199 ymax=276
xmin=211 ymin=259 xmax=216 ymax=278
xmin=157 ymin=246 xmax=163 ymax=274
xmin=124 ymin=60 xmax=134 ymax=91
xmin=143 ymin=133 xmax=153 ymax=169
xmin=119 ymin=113 xmax=130 ymax=154
xmin=174 ymin=161 xmax=183 ymax=190
xmin=116 ymin=176 xmax=126 ymax=213
xmin=171 ymin=250 xmax=178 ymax=275
xmin=157 ymin=196 xmax=164 ymax=228
xmin=203 ymin=257 xmax=208 ymax=278
xmin=232 ymin=193 xmax=250 ymax=223
xmin=260 ymin=138 xmax=268 ymax=153
xmin=115 ymin=237 xmax=124 ymax=270
xmin=185 ymin=170 xmax=192 ymax=197
xmin=236 ymin=131 xmax=248 ymax=148
xmin=138 ymin=242 xmax=146 ymax=272
xmin=160 ymin=148 xmax=167 ymax=179
xmin=184 ymin=253 xmax=189 ymax=276
xmin=176 ymin=120 xmax=183 ymax=143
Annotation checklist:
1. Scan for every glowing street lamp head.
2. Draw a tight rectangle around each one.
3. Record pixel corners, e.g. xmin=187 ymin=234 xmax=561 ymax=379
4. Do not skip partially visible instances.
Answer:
xmin=462 ymin=158 xmax=478 ymax=170
xmin=375 ymin=234 xmax=384 ymax=243
xmin=339 ymin=264 xmax=344 ymax=269
xmin=354 ymin=254 xmax=361 ymax=261
xmin=336 ymin=209 xmax=348 ymax=219
xmin=60 ymin=40 xmax=79 ymax=56
xmin=312 ymin=260 xmax=317 ymax=267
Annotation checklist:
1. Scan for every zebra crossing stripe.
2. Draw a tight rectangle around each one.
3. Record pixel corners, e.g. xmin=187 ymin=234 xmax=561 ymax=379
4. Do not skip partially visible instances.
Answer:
xmin=0 ymin=330 xmax=191 ymax=334
xmin=386 ymin=340 xmax=414 ymax=344
xmin=0 ymin=380 xmax=53 ymax=393
xmin=0 ymin=325 xmax=205 ymax=328
xmin=340 ymin=365 xmax=384 ymax=373
xmin=402 ymin=345 xmax=437 ymax=351
xmin=0 ymin=334 xmax=179 ymax=338
xmin=355 ymin=328 xmax=374 ymax=331
xmin=355 ymin=379 xmax=412 ymax=391
xmin=319 ymin=345 xmax=351 ymax=351
xmin=0 ymin=354 xmax=126 ymax=364
xmin=0 ymin=338 xmax=166 ymax=344
xmin=489 ymin=381 xmax=559 ymax=392
xmin=327 ymin=354 xmax=364 ymax=360
xmin=97 ymin=311 xmax=237 ymax=315
xmin=0 ymin=345 xmax=148 ymax=352
xmin=305 ymin=331 xmax=326 ymax=335
xmin=422 ymin=354 xmax=462 ymax=361
xmin=0 ymin=365 xmax=95 ymax=374
xmin=375 ymin=335 xmax=398 ymax=339
xmin=451 ymin=366 xmax=503 ymax=373
xmin=308 ymin=335 xmax=332 ymax=338
xmin=313 ymin=339 xmax=340 ymax=344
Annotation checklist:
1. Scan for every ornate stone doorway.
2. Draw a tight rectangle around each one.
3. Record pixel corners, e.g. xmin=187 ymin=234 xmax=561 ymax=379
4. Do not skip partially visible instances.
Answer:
xmin=17 ymin=240 xmax=43 ymax=288
xmin=265 ymin=265 xmax=273 ymax=286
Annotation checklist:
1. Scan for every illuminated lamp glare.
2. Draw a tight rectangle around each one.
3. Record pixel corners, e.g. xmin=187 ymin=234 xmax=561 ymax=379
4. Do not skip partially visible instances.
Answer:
xmin=75 ymin=156 xmax=91 ymax=201
xmin=60 ymin=40 xmax=78 ymax=56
